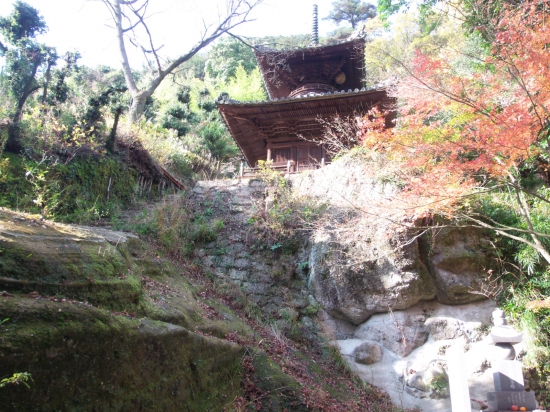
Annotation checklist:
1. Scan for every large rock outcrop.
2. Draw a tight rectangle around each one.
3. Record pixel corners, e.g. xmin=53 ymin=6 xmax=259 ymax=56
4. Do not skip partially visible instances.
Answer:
xmin=189 ymin=159 xmax=491 ymax=328
xmin=422 ymin=226 xmax=489 ymax=305
xmin=0 ymin=300 xmax=243 ymax=411
xmin=290 ymin=157 xmax=491 ymax=325
xmin=308 ymin=227 xmax=436 ymax=325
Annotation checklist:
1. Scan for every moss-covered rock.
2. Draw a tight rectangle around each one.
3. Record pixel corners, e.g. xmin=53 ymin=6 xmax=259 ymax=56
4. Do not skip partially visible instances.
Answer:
xmin=0 ymin=298 xmax=243 ymax=411
xmin=0 ymin=210 xmax=140 ymax=310
xmin=250 ymin=349 xmax=307 ymax=411
xmin=0 ymin=209 xmax=249 ymax=411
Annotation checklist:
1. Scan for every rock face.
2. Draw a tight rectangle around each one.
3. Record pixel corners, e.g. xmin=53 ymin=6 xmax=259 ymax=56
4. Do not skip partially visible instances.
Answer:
xmin=423 ymin=227 xmax=489 ymax=305
xmin=337 ymin=300 xmax=499 ymax=412
xmin=354 ymin=310 xmax=429 ymax=357
xmin=424 ymin=316 xmax=487 ymax=342
xmin=190 ymin=160 xmax=491 ymax=329
xmin=289 ymin=158 xmax=492 ymax=326
xmin=0 ymin=300 xmax=243 ymax=411
xmin=308 ymin=228 xmax=436 ymax=325
xmin=406 ymin=360 xmax=450 ymax=399
xmin=307 ymin=222 xmax=490 ymax=326
xmin=0 ymin=216 xmax=142 ymax=311
xmin=0 ymin=209 xmax=248 ymax=411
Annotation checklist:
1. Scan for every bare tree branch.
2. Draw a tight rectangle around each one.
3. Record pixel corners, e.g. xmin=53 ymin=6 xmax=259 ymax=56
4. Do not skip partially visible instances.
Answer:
xmin=102 ymin=0 xmax=262 ymax=122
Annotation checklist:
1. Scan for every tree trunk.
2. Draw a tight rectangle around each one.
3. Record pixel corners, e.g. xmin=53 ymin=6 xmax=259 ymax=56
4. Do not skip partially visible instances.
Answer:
xmin=128 ymin=91 xmax=150 ymax=123
xmin=0 ymin=120 xmax=10 ymax=157
xmin=104 ymin=0 xmax=261 ymax=124
xmin=106 ymin=107 xmax=123 ymax=153
xmin=6 ymin=59 xmax=41 ymax=152
xmin=41 ymin=60 xmax=54 ymax=106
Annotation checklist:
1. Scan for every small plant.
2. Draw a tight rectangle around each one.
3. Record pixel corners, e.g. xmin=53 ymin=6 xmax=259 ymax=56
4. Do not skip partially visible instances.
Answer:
xmin=297 ymin=261 xmax=309 ymax=273
xmin=427 ymin=374 xmax=448 ymax=395
xmin=0 ymin=318 xmax=32 ymax=390
xmin=213 ymin=219 xmax=224 ymax=231
xmin=437 ymin=345 xmax=450 ymax=356
xmin=248 ymin=161 xmax=325 ymax=253
xmin=0 ymin=372 xmax=33 ymax=389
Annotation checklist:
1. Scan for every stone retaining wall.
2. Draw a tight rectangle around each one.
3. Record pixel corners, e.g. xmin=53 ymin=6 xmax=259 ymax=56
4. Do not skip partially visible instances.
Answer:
xmin=189 ymin=178 xmax=315 ymax=318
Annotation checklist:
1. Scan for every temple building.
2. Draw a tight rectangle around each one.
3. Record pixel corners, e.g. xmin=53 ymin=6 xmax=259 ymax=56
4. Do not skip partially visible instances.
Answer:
xmin=216 ymin=12 xmax=394 ymax=173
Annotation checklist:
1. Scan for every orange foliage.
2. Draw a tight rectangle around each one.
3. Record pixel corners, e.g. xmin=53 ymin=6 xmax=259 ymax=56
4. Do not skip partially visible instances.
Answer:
xmin=361 ymin=1 xmax=550 ymax=214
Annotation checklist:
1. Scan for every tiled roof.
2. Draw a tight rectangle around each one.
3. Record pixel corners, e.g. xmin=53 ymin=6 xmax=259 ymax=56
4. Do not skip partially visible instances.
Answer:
xmin=216 ymin=87 xmax=395 ymax=167
xmin=216 ymin=87 xmax=384 ymax=106
xmin=254 ymin=35 xmax=366 ymax=54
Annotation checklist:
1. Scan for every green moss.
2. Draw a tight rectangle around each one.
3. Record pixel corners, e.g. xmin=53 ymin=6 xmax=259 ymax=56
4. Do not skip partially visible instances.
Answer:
xmin=250 ymin=349 xmax=307 ymax=412
xmin=0 ymin=298 xmax=243 ymax=411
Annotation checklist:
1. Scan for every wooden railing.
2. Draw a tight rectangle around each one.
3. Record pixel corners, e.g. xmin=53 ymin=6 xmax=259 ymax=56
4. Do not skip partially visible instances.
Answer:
xmin=239 ymin=159 xmax=331 ymax=177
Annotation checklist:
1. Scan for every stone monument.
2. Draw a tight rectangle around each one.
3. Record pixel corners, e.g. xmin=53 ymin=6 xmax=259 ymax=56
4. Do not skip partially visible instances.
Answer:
xmin=447 ymin=340 xmax=472 ymax=411
xmin=486 ymin=309 xmax=537 ymax=412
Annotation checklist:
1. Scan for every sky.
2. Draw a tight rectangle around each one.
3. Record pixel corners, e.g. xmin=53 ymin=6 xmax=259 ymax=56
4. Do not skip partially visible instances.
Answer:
xmin=0 ymin=0 xmax=342 ymax=68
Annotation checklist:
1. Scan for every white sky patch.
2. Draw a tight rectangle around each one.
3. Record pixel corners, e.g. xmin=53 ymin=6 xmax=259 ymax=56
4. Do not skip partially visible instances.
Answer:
xmin=0 ymin=0 xmax=342 ymax=68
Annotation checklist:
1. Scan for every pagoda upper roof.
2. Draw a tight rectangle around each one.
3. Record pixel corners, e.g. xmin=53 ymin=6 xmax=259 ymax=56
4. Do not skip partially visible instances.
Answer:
xmin=254 ymin=38 xmax=366 ymax=100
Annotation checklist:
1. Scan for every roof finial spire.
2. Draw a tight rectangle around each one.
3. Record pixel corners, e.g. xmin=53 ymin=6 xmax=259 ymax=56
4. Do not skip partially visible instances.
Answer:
xmin=312 ymin=4 xmax=319 ymax=46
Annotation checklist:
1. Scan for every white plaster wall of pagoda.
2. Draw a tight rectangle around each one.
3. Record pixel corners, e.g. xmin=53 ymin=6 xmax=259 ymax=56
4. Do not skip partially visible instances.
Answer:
xmin=332 ymin=299 xmax=523 ymax=412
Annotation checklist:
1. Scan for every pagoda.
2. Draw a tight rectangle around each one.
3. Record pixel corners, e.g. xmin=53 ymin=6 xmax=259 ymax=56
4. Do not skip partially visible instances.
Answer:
xmin=216 ymin=6 xmax=395 ymax=172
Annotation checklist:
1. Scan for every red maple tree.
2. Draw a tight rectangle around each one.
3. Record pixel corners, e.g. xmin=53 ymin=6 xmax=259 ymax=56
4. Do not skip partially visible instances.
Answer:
xmin=360 ymin=1 xmax=550 ymax=263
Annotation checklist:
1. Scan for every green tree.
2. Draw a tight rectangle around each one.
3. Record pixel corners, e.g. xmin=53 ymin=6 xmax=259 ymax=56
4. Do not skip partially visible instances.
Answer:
xmin=377 ymin=0 xmax=522 ymax=39
xmin=362 ymin=12 xmax=473 ymax=86
xmin=195 ymin=116 xmax=238 ymax=161
xmin=42 ymin=51 xmax=80 ymax=107
xmin=324 ymin=0 xmax=377 ymax=29
xmin=221 ymin=65 xmax=266 ymax=102
xmin=0 ymin=1 xmax=57 ymax=151
xmin=205 ymin=37 xmax=257 ymax=82
xmin=0 ymin=0 xmax=46 ymax=46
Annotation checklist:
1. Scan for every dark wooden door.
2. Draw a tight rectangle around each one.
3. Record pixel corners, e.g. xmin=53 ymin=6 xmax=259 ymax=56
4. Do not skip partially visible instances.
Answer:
xmin=272 ymin=147 xmax=291 ymax=164
xmin=297 ymin=145 xmax=322 ymax=170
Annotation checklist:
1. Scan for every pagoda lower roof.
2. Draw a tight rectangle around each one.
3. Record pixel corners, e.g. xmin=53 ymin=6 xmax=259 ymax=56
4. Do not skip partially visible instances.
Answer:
xmin=217 ymin=87 xmax=394 ymax=166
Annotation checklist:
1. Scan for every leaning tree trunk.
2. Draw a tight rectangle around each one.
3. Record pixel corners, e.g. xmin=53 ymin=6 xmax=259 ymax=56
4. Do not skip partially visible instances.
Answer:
xmin=6 ymin=59 xmax=41 ymax=153
xmin=106 ymin=107 xmax=123 ymax=153
xmin=0 ymin=119 xmax=10 ymax=157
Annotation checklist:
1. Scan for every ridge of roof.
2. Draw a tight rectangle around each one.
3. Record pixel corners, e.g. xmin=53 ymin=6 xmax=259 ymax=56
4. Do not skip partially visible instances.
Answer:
xmin=216 ymin=86 xmax=386 ymax=106
xmin=254 ymin=36 xmax=366 ymax=54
